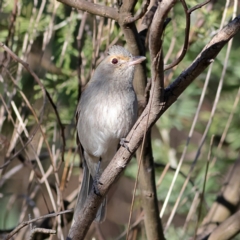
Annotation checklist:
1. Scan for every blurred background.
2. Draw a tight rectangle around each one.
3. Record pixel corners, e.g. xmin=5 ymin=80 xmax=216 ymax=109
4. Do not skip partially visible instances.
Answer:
xmin=0 ymin=0 xmax=240 ymax=239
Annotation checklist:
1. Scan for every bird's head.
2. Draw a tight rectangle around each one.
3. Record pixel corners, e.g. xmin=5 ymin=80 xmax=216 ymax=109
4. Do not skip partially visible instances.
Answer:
xmin=94 ymin=45 xmax=146 ymax=83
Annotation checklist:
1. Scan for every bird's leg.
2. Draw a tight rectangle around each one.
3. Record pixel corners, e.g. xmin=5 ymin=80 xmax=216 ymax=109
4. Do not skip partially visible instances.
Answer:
xmin=120 ymin=138 xmax=131 ymax=153
xmin=93 ymin=157 xmax=102 ymax=196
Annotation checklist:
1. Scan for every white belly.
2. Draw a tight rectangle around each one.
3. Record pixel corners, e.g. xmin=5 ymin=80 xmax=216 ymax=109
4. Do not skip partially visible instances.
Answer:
xmin=77 ymin=86 xmax=137 ymax=176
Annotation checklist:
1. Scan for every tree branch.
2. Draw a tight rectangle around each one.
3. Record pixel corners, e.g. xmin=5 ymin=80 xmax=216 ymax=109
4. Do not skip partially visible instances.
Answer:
xmin=67 ymin=14 xmax=240 ymax=240
xmin=123 ymin=0 xmax=150 ymax=25
xmin=135 ymin=1 xmax=179 ymax=240
xmin=5 ymin=210 xmax=73 ymax=240
xmin=164 ymin=0 xmax=211 ymax=70
xmin=164 ymin=15 xmax=240 ymax=110
xmin=164 ymin=0 xmax=190 ymax=70
xmin=57 ymin=0 xmax=119 ymax=20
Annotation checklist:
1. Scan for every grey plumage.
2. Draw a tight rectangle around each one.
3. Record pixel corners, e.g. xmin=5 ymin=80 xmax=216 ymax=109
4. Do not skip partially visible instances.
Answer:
xmin=75 ymin=45 xmax=146 ymax=222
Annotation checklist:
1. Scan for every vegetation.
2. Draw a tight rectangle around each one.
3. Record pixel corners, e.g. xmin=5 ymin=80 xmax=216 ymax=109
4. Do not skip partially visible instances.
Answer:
xmin=0 ymin=0 xmax=240 ymax=239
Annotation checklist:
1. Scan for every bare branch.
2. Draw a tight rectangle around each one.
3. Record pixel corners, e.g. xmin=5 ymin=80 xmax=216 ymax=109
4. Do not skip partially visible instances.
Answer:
xmin=0 ymin=129 xmax=38 ymax=169
xmin=164 ymin=0 xmax=190 ymax=70
xmin=57 ymin=0 xmax=119 ymax=20
xmin=5 ymin=0 xmax=18 ymax=47
xmin=5 ymin=210 xmax=73 ymax=240
xmin=164 ymin=0 xmax=211 ymax=70
xmin=188 ymin=0 xmax=211 ymax=13
xmin=29 ymin=228 xmax=56 ymax=240
xmin=164 ymin=15 xmax=240 ymax=104
xmin=123 ymin=0 xmax=150 ymax=25
xmin=149 ymin=0 xmax=177 ymax=61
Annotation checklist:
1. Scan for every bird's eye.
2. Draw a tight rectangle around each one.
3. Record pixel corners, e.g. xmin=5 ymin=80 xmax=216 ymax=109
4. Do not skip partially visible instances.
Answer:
xmin=111 ymin=58 xmax=118 ymax=64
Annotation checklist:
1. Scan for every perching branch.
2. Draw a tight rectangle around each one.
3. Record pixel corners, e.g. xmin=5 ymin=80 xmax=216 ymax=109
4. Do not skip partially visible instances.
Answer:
xmin=67 ymin=9 xmax=240 ymax=240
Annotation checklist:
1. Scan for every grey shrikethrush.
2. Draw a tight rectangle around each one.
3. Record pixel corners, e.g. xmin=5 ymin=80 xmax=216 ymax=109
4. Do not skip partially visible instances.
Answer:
xmin=74 ymin=45 xmax=146 ymax=222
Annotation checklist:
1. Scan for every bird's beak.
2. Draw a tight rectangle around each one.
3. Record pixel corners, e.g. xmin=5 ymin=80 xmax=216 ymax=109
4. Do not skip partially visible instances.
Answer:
xmin=128 ymin=56 xmax=146 ymax=66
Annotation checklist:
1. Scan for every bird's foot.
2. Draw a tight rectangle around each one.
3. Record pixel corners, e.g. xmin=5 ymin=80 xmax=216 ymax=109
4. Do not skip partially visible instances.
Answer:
xmin=93 ymin=177 xmax=103 ymax=197
xmin=93 ymin=158 xmax=103 ymax=196
xmin=120 ymin=138 xmax=131 ymax=153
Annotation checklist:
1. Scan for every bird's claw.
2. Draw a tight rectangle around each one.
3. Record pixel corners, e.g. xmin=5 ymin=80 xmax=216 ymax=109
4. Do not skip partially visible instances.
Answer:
xmin=93 ymin=177 xmax=102 ymax=196
xmin=120 ymin=138 xmax=131 ymax=153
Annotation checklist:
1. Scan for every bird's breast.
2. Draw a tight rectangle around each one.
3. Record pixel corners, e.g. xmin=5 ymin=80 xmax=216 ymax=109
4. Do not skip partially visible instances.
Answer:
xmin=95 ymin=90 xmax=137 ymax=139
xmin=78 ymin=87 xmax=137 ymax=159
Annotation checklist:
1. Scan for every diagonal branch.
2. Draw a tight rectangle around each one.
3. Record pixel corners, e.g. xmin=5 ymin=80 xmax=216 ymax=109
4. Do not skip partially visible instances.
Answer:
xmin=67 ymin=10 xmax=240 ymax=240
xmin=164 ymin=15 xmax=240 ymax=107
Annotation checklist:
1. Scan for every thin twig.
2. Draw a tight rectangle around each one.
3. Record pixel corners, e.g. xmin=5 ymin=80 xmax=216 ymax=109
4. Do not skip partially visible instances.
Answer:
xmin=0 ymin=42 xmax=66 ymax=163
xmin=29 ymin=228 xmax=56 ymax=240
xmin=193 ymin=135 xmax=214 ymax=240
xmin=188 ymin=0 xmax=211 ymax=13
xmin=164 ymin=12 xmax=236 ymax=229
xmin=5 ymin=0 xmax=18 ymax=47
xmin=116 ymin=212 xmax=144 ymax=240
xmin=123 ymin=0 xmax=150 ymax=25
xmin=5 ymin=210 xmax=73 ymax=240
xmin=0 ymin=72 xmax=38 ymax=173
xmin=164 ymin=0 xmax=190 ymax=70
xmin=164 ymin=0 xmax=211 ymax=70
xmin=212 ymin=87 xmax=240 ymax=166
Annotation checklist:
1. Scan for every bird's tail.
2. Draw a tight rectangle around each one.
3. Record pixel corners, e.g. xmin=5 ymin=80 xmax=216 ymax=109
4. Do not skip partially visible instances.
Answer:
xmin=95 ymin=195 xmax=107 ymax=222
xmin=74 ymin=162 xmax=107 ymax=223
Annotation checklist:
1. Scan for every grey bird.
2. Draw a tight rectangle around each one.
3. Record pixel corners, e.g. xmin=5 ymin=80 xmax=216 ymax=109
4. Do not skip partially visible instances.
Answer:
xmin=75 ymin=45 xmax=146 ymax=222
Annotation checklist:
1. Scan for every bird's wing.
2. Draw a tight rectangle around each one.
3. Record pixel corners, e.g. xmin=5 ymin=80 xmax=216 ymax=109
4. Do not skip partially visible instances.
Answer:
xmin=73 ymin=159 xmax=93 ymax=221
xmin=75 ymin=102 xmax=107 ymax=222
xmin=75 ymin=103 xmax=85 ymax=166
